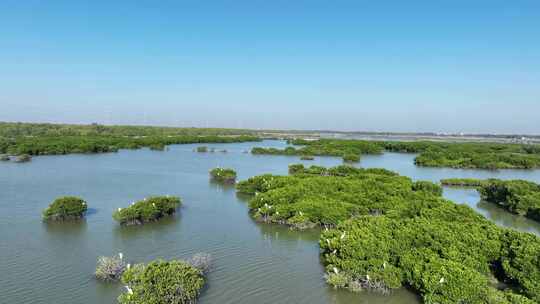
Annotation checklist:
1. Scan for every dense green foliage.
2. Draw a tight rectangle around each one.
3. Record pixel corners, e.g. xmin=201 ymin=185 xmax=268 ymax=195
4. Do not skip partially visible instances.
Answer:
xmin=0 ymin=135 xmax=258 ymax=156
xmin=238 ymin=164 xmax=540 ymax=302
xmin=251 ymin=139 xmax=540 ymax=169
xmin=43 ymin=196 xmax=88 ymax=221
xmin=237 ymin=164 xmax=437 ymax=228
xmin=478 ymin=179 xmax=540 ymax=222
xmin=321 ymin=216 xmax=539 ymax=303
xmin=113 ymin=196 xmax=181 ymax=225
xmin=209 ymin=167 xmax=237 ymax=183
xmin=440 ymin=178 xmax=487 ymax=187
xmin=252 ymin=139 xmax=383 ymax=157
xmin=0 ymin=122 xmax=259 ymax=156
xmin=342 ymin=153 xmax=360 ymax=163
xmin=119 ymin=259 xmax=205 ymax=304
xmin=0 ymin=122 xmax=255 ymax=137
xmin=412 ymin=180 xmax=443 ymax=196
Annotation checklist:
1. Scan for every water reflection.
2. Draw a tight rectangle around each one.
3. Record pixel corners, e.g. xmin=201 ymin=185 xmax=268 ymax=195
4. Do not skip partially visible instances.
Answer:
xmin=43 ymin=219 xmax=88 ymax=237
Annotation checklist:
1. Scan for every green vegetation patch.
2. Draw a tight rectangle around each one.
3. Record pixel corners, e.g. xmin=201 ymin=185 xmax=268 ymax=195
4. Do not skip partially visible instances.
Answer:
xmin=237 ymin=164 xmax=439 ymax=228
xmin=239 ymin=164 xmax=540 ymax=302
xmin=210 ymin=167 xmax=237 ymax=184
xmin=440 ymin=178 xmax=487 ymax=187
xmin=0 ymin=122 xmax=260 ymax=156
xmin=300 ymin=155 xmax=315 ymax=160
xmin=196 ymin=146 xmax=208 ymax=152
xmin=412 ymin=180 xmax=443 ymax=196
xmin=113 ymin=196 xmax=181 ymax=225
xmin=118 ymin=259 xmax=205 ymax=304
xmin=479 ymin=179 xmax=540 ymax=222
xmin=342 ymin=153 xmax=360 ymax=163
xmin=321 ymin=216 xmax=539 ymax=303
xmin=251 ymin=139 xmax=540 ymax=169
xmin=43 ymin=196 xmax=88 ymax=221
xmin=251 ymin=139 xmax=383 ymax=158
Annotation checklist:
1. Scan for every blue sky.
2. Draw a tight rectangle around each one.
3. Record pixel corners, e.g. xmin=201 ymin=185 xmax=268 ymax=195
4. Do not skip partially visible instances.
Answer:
xmin=0 ymin=1 xmax=539 ymax=133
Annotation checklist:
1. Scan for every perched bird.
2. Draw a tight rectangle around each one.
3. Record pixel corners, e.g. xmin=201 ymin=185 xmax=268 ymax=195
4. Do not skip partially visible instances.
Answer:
xmin=117 ymin=208 xmax=122 ymax=212
xmin=340 ymin=232 xmax=346 ymax=240
xmin=125 ymin=286 xmax=133 ymax=295
xmin=439 ymin=277 xmax=445 ymax=284
xmin=118 ymin=253 xmax=123 ymax=260
xmin=333 ymin=267 xmax=339 ymax=274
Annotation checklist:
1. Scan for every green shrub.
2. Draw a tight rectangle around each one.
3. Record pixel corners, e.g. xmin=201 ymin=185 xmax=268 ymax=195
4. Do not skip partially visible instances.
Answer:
xmin=238 ymin=164 xmax=540 ymax=302
xmin=43 ymin=196 xmax=88 ymax=221
xmin=209 ymin=168 xmax=237 ymax=183
xmin=479 ymin=179 xmax=540 ymax=222
xmin=113 ymin=196 xmax=181 ymax=225
xmin=440 ymin=178 xmax=487 ymax=187
xmin=412 ymin=180 xmax=443 ymax=196
xmin=196 ymin=146 xmax=208 ymax=152
xmin=342 ymin=153 xmax=360 ymax=163
xmin=320 ymin=214 xmax=540 ymax=303
xmin=118 ymin=259 xmax=205 ymax=304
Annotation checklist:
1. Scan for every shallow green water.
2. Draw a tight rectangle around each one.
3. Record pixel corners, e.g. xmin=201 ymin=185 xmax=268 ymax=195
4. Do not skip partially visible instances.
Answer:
xmin=1 ymin=140 xmax=539 ymax=304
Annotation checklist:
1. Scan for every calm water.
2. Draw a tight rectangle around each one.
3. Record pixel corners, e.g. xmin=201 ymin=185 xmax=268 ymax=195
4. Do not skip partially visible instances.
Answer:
xmin=1 ymin=140 xmax=539 ymax=304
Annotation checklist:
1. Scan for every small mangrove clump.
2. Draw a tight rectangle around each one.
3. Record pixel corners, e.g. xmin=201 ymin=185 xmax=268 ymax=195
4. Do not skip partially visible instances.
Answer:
xmin=95 ymin=253 xmax=127 ymax=282
xmin=478 ymin=179 xmax=540 ymax=222
xmin=210 ymin=167 xmax=237 ymax=184
xmin=196 ymin=146 xmax=208 ymax=152
xmin=119 ymin=259 xmax=206 ymax=304
xmin=342 ymin=153 xmax=360 ymax=163
xmin=42 ymin=196 xmax=88 ymax=221
xmin=412 ymin=180 xmax=443 ymax=196
xmin=300 ymin=155 xmax=315 ymax=160
xmin=15 ymin=154 xmax=32 ymax=163
xmin=113 ymin=196 xmax=181 ymax=225
xmin=0 ymin=154 xmax=9 ymax=161
xmin=440 ymin=178 xmax=487 ymax=187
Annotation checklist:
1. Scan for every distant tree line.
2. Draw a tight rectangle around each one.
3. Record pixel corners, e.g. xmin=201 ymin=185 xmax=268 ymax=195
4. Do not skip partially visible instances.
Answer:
xmin=251 ymin=139 xmax=540 ymax=169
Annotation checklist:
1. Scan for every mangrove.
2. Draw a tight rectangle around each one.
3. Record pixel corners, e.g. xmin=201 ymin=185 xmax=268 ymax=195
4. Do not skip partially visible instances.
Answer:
xmin=113 ymin=196 xmax=181 ymax=225
xmin=209 ymin=167 xmax=237 ymax=184
xmin=118 ymin=259 xmax=206 ymax=304
xmin=42 ymin=196 xmax=88 ymax=221
xmin=237 ymin=164 xmax=540 ymax=303
xmin=478 ymin=179 xmax=540 ymax=222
